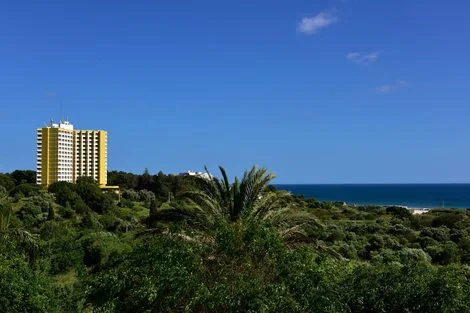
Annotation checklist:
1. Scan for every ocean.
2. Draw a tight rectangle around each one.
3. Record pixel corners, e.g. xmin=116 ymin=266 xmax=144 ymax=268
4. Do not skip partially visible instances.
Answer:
xmin=275 ymin=184 xmax=470 ymax=209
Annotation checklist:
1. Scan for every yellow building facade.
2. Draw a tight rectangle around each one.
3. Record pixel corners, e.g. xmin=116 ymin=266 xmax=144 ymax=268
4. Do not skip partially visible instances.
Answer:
xmin=36 ymin=121 xmax=107 ymax=187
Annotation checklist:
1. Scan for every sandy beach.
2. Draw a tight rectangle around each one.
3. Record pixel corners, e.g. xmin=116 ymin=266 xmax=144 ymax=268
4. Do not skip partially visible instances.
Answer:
xmin=411 ymin=208 xmax=431 ymax=215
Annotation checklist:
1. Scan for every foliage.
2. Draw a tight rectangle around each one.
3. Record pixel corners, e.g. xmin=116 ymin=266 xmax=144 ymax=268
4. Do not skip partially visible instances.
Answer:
xmin=0 ymin=254 xmax=79 ymax=313
xmin=75 ymin=181 xmax=115 ymax=214
xmin=1 ymin=168 xmax=470 ymax=312
xmin=9 ymin=183 xmax=43 ymax=197
xmin=87 ymin=235 xmax=203 ymax=312
xmin=10 ymin=170 xmax=36 ymax=185
xmin=0 ymin=200 xmax=39 ymax=257
xmin=163 ymin=166 xmax=321 ymax=242
xmin=121 ymin=188 xmax=139 ymax=201
xmin=81 ymin=231 xmax=131 ymax=267
xmin=386 ymin=205 xmax=412 ymax=219
xmin=138 ymin=189 xmax=155 ymax=207
xmin=0 ymin=174 xmax=15 ymax=191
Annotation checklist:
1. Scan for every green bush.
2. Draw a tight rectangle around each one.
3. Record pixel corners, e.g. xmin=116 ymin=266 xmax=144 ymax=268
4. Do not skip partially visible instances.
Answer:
xmin=0 ymin=254 xmax=70 ymax=313
xmin=81 ymin=232 xmax=131 ymax=267
xmin=2 ymin=169 xmax=470 ymax=312
xmin=76 ymin=181 xmax=115 ymax=214
xmin=0 ymin=186 xmax=7 ymax=198
xmin=40 ymin=221 xmax=84 ymax=274
xmin=0 ymin=174 xmax=15 ymax=191
xmin=9 ymin=183 xmax=43 ymax=197
xmin=386 ymin=206 xmax=412 ymax=220
xmin=87 ymin=236 xmax=203 ymax=312
xmin=121 ymin=189 xmax=139 ymax=201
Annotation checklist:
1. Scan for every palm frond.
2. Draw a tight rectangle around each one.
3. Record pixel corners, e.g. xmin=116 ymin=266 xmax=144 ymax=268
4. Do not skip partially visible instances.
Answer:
xmin=183 ymin=190 xmax=224 ymax=221
xmin=248 ymin=191 xmax=291 ymax=219
xmin=0 ymin=203 xmax=12 ymax=232
xmin=0 ymin=228 xmax=39 ymax=256
xmin=231 ymin=176 xmax=241 ymax=221
xmin=245 ymin=167 xmax=275 ymax=211
xmin=179 ymin=165 xmax=321 ymax=245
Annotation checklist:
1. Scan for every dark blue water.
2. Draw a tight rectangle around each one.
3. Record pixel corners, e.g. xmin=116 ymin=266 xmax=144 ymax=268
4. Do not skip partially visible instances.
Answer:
xmin=275 ymin=184 xmax=470 ymax=209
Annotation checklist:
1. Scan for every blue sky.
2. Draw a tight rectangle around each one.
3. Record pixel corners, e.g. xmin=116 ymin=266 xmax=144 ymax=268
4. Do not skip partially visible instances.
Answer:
xmin=1 ymin=0 xmax=470 ymax=183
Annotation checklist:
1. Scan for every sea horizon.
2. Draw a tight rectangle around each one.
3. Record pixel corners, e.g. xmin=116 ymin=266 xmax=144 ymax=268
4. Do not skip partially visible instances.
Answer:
xmin=274 ymin=183 xmax=470 ymax=209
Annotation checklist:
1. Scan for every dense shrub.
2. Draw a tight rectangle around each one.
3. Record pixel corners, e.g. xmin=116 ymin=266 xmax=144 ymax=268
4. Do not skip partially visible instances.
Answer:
xmin=432 ymin=211 xmax=465 ymax=228
xmin=9 ymin=183 xmax=42 ymax=197
xmin=0 ymin=186 xmax=7 ymax=198
xmin=87 ymin=236 xmax=203 ymax=312
xmin=0 ymin=254 xmax=73 ymax=313
xmin=138 ymin=189 xmax=155 ymax=207
xmin=0 ymin=174 xmax=15 ymax=191
xmin=81 ymin=232 xmax=131 ymax=267
xmin=386 ymin=206 xmax=413 ymax=220
xmin=2 ymin=169 xmax=470 ymax=312
xmin=121 ymin=189 xmax=139 ymax=201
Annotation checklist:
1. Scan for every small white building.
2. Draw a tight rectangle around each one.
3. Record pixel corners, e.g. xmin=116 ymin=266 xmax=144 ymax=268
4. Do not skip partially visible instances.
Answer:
xmin=179 ymin=170 xmax=212 ymax=180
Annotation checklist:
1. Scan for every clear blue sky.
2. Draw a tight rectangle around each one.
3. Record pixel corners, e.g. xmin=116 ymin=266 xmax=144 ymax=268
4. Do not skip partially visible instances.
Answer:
xmin=1 ymin=0 xmax=469 ymax=183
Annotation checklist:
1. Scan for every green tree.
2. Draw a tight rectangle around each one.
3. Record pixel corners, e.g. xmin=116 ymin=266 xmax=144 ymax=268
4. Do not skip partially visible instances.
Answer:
xmin=386 ymin=206 xmax=412 ymax=220
xmin=137 ymin=168 xmax=153 ymax=190
xmin=76 ymin=180 xmax=115 ymax=214
xmin=9 ymin=183 xmax=42 ymax=197
xmin=107 ymin=170 xmax=138 ymax=189
xmin=138 ymin=189 xmax=155 ymax=208
xmin=162 ymin=166 xmax=321 ymax=241
xmin=10 ymin=170 xmax=36 ymax=185
xmin=121 ymin=189 xmax=139 ymax=201
xmin=147 ymin=198 xmax=159 ymax=228
xmin=0 ymin=254 xmax=69 ymax=312
xmin=0 ymin=186 xmax=7 ymax=198
xmin=0 ymin=200 xmax=38 ymax=257
xmin=0 ymin=174 xmax=15 ymax=191
xmin=48 ymin=181 xmax=77 ymax=205
xmin=15 ymin=193 xmax=54 ymax=227
xmin=152 ymin=171 xmax=171 ymax=198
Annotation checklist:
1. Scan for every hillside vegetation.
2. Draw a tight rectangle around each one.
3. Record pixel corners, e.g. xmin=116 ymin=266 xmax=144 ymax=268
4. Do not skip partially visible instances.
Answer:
xmin=1 ymin=168 xmax=470 ymax=312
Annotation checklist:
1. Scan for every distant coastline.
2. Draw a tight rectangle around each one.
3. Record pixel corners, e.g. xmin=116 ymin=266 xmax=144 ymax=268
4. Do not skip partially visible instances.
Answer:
xmin=275 ymin=184 xmax=470 ymax=209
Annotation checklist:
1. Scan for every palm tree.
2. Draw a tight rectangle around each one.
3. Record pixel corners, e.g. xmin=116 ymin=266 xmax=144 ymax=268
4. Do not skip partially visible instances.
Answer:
xmin=186 ymin=166 xmax=274 ymax=222
xmin=158 ymin=166 xmax=322 ymax=241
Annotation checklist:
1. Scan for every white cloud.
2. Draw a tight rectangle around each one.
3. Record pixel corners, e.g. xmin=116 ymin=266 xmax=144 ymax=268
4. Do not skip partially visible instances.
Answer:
xmin=346 ymin=52 xmax=379 ymax=65
xmin=376 ymin=80 xmax=409 ymax=94
xmin=397 ymin=80 xmax=410 ymax=87
xmin=376 ymin=85 xmax=393 ymax=94
xmin=298 ymin=12 xmax=338 ymax=34
xmin=346 ymin=52 xmax=361 ymax=59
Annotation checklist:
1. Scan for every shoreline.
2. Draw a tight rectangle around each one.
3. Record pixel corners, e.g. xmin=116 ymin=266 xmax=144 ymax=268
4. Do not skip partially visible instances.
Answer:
xmin=410 ymin=208 xmax=431 ymax=215
xmin=351 ymin=204 xmax=433 ymax=214
xmin=331 ymin=202 xmax=462 ymax=214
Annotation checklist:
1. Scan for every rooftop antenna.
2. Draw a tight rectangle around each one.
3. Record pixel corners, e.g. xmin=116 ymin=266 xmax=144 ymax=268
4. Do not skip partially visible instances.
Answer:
xmin=60 ymin=99 xmax=63 ymax=123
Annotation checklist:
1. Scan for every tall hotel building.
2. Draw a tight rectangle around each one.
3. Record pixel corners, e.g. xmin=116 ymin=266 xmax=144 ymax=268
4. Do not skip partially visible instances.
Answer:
xmin=36 ymin=120 xmax=108 ymax=186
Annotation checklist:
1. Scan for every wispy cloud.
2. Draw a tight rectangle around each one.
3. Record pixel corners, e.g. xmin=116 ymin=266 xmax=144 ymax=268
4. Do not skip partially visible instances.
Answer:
xmin=298 ymin=12 xmax=338 ymax=35
xmin=376 ymin=85 xmax=393 ymax=94
xmin=46 ymin=91 xmax=57 ymax=98
xmin=346 ymin=52 xmax=379 ymax=65
xmin=376 ymin=80 xmax=409 ymax=94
